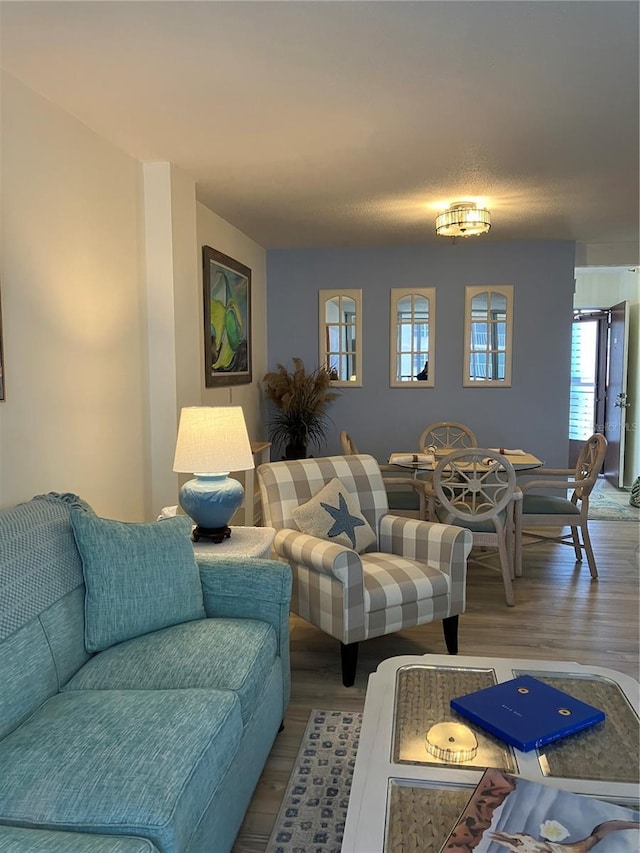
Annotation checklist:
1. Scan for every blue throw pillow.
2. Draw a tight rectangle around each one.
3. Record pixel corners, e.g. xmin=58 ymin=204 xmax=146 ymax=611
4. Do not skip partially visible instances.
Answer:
xmin=291 ymin=477 xmax=377 ymax=553
xmin=70 ymin=512 xmax=206 ymax=652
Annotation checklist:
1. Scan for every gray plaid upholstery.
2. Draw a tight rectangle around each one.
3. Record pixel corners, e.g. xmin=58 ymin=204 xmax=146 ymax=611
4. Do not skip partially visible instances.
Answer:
xmin=258 ymin=455 xmax=473 ymax=644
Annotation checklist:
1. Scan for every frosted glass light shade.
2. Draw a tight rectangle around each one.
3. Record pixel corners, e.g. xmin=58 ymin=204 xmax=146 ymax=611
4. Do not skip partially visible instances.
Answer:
xmin=173 ymin=406 xmax=254 ymax=474
xmin=436 ymin=202 xmax=491 ymax=238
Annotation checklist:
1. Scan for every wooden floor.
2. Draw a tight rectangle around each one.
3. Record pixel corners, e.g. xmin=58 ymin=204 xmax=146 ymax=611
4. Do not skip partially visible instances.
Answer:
xmin=232 ymin=519 xmax=640 ymax=852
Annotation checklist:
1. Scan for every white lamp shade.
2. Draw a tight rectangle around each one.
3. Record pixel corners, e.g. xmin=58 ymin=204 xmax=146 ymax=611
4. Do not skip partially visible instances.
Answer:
xmin=173 ymin=406 xmax=255 ymax=474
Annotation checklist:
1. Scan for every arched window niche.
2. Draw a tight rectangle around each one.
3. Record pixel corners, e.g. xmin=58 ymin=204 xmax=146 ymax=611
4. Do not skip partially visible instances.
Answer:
xmin=464 ymin=285 xmax=513 ymax=387
xmin=390 ymin=288 xmax=435 ymax=388
xmin=319 ymin=289 xmax=363 ymax=387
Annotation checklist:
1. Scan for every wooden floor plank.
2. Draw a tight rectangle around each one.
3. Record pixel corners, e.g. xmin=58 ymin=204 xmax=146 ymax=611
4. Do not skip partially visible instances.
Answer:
xmin=232 ymin=518 xmax=639 ymax=852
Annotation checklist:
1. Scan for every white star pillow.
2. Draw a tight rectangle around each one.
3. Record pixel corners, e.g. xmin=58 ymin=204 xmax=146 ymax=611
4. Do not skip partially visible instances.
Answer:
xmin=292 ymin=478 xmax=377 ymax=553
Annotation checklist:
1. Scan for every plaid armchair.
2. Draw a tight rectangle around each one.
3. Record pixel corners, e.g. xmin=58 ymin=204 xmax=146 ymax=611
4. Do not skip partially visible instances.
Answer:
xmin=257 ymin=454 xmax=472 ymax=686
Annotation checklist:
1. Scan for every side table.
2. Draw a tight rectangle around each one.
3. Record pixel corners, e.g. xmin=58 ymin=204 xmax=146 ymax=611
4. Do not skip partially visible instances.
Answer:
xmin=192 ymin=526 xmax=275 ymax=559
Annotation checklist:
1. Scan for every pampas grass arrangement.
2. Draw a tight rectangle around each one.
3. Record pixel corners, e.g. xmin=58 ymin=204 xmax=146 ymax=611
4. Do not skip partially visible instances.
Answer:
xmin=263 ymin=357 xmax=340 ymax=458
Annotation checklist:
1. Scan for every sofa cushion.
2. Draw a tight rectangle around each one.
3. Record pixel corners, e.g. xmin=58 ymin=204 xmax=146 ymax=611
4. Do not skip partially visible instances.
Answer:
xmin=38 ymin=587 xmax=91 ymax=689
xmin=0 ymin=620 xmax=58 ymax=740
xmin=361 ymin=552 xmax=451 ymax=611
xmin=0 ymin=826 xmax=160 ymax=852
xmin=292 ymin=477 xmax=377 ymax=553
xmin=0 ymin=689 xmax=241 ymax=852
xmin=70 ymin=512 xmax=205 ymax=652
xmin=63 ymin=618 xmax=278 ymax=726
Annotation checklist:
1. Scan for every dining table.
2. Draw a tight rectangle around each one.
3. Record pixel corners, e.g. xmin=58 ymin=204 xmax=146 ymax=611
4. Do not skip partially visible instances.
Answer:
xmin=389 ymin=448 xmax=543 ymax=473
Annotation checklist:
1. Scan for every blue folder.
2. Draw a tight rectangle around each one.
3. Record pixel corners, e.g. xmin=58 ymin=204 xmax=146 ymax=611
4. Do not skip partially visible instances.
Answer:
xmin=450 ymin=674 xmax=605 ymax=752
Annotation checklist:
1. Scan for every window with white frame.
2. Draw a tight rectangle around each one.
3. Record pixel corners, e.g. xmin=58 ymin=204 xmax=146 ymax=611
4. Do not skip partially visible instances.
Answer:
xmin=319 ymin=289 xmax=362 ymax=387
xmin=390 ymin=288 xmax=435 ymax=387
xmin=464 ymin=285 xmax=513 ymax=386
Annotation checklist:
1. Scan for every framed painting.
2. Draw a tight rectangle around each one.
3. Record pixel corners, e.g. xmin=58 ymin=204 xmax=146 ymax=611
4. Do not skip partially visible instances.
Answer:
xmin=202 ymin=246 xmax=252 ymax=387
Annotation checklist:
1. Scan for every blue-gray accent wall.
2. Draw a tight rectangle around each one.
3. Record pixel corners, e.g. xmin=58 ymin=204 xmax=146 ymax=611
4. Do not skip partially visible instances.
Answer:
xmin=266 ymin=241 xmax=575 ymax=468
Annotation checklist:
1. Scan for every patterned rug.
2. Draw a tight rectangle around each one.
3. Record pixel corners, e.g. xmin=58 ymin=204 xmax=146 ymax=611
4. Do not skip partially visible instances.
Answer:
xmin=588 ymin=489 xmax=640 ymax=521
xmin=266 ymin=709 xmax=362 ymax=853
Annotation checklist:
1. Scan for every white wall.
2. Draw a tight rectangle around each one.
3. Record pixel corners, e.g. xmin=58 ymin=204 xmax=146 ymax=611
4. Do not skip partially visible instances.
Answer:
xmin=0 ymin=73 xmax=269 ymax=519
xmin=574 ymin=267 xmax=638 ymax=308
xmin=142 ymin=162 xmax=205 ymax=516
xmin=0 ymin=73 xmax=148 ymax=518
xmin=574 ymin=266 xmax=640 ymax=487
xmin=575 ymin=242 xmax=639 ymax=267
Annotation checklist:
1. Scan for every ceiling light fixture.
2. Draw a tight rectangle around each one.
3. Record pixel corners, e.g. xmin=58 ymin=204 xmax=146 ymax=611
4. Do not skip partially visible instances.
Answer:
xmin=436 ymin=202 xmax=491 ymax=238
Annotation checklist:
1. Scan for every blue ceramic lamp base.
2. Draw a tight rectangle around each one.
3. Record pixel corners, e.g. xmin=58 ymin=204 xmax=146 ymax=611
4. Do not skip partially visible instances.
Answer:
xmin=178 ymin=474 xmax=244 ymax=543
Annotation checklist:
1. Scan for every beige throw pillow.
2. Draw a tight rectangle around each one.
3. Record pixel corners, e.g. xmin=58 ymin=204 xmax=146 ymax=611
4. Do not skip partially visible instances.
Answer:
xmin=292 ymin=478 xmax=377 ymax=553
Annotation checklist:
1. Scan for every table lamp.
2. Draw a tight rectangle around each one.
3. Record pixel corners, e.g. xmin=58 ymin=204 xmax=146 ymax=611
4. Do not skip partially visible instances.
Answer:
xmin=173 ymin=406 xmax=255 ymax=543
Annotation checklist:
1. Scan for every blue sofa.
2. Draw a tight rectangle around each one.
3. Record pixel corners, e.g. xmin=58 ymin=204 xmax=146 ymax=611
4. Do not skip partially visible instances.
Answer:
xmin=0 ymin=493 xmax=292 ymax=853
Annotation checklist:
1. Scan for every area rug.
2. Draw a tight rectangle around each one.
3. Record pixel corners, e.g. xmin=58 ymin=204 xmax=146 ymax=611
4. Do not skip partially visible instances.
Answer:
xmin=266 ymin=709 xmax=362 ymax=853
xmin=588 ymin=490 xmax=640 ymax=521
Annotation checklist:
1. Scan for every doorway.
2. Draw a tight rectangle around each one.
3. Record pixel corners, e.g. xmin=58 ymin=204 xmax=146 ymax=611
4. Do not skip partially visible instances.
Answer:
xmin=603 ymin=301 xmax=630 ymax=487
xmin=568 ymin=310 xmax=607 ymax=469
xmin=568 ymin=303 xmax=629 ymax=484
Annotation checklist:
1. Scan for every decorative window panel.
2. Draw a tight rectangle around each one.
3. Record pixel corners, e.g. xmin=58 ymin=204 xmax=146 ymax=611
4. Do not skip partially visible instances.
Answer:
xmin=464 ymin=285 xmax=513 ymax=387
xmin=390 ymin=288 xmax=435 ymax=387
xmin=319 ymin=289 xmax=362 ymax=387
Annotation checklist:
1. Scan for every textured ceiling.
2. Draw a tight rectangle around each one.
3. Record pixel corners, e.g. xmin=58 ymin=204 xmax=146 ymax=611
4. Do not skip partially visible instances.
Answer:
xmin=1 ymin=1 xmax=638 ymax=250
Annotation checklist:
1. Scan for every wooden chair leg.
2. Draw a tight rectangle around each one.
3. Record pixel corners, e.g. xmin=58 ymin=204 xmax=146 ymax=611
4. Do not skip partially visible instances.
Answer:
xmin=497 ymin=534 xmax=515 ymax=606
xmin=514 ymin=501 xmax=523 ymax=578
xmin=442 ymin=615 xmax=459 ymax=654
xmin=571 ymin=525 xmax=582 ymax=561
xmin=506 ymin=506 xmax=515 ymax=580
xmin=340 ymin=641 xmax=359 ymax=687
xmin=581 ymin=523 xmax=599 ymax=578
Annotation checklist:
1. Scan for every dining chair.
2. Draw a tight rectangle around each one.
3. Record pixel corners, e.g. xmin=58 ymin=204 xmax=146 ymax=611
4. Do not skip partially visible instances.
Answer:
xmin=514 ymin=433 xmax=608 ymax=579
xmin=339 ymin=430 xmax=427 ymax=519
xmin=418 ymin=422 xmax=477 ymax=454
xmin=257 ymin=454 xmax=473 ymax=686
xmin=431 ymin=448 xmax=518 ymax=606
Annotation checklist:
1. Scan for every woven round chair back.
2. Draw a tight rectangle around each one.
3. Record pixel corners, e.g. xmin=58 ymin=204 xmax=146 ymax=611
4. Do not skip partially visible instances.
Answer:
xmin=433 ymin=449 xmax=516 ymax=524
xmin=419 ymin=421 xmax=477 ymax=453
xmin=573 ymin=433 xmax=608 ymax=499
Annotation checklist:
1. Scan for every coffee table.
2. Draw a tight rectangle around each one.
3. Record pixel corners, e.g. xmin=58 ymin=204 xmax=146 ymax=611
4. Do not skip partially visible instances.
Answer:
xmin=342 ymin=654 xmax=639 ymax=853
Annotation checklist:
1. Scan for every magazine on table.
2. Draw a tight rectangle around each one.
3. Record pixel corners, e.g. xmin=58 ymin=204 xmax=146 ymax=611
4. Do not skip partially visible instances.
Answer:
xmin=439 ymin=767 xmax=640 ymax=852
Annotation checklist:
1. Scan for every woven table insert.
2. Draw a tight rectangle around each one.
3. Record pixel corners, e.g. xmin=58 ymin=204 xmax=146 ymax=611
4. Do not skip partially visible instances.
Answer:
xmin=530 ymin=673 xmax=640 ymax=782
xmin=385 ymin=783 xmax=471 ymax=853
xmin=385 ymin=666 xmax=639 ymax=852
xmin=392 ymin=665 xmax=517 ymax=771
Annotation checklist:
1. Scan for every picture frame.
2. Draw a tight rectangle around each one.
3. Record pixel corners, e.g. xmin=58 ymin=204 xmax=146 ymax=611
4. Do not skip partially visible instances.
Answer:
xmin=202 ymin=246 xmax=252 ymax=387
